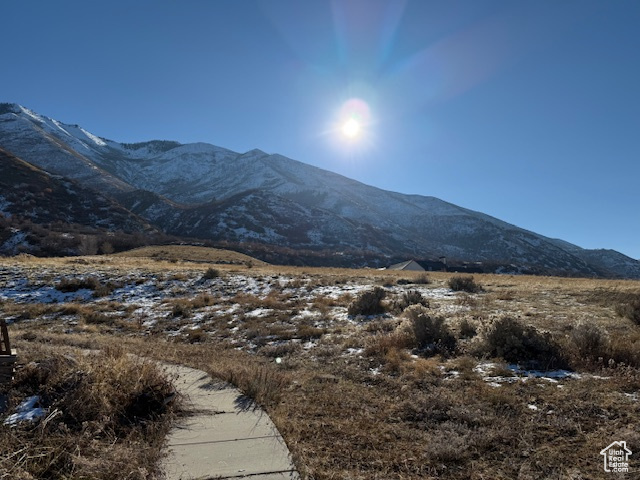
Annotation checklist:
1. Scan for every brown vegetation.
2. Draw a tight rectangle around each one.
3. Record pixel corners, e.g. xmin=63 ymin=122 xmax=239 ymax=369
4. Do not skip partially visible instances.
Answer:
xmin=1 ymin=255 xmax=639 ymax=479
xmin=115 ymin=244 xmax=267 ymax=266
xmin=347 ymin=286 xmax=387 ymax=316
xmin=0 ymin=345 xmax=179 ymax=479
xmin=447 ymin=275 xmax=483 ymax=293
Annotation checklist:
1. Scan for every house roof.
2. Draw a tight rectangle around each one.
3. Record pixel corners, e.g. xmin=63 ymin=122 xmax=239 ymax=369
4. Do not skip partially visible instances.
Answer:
xmin=386 ymin=260 xmax=425 ymax=271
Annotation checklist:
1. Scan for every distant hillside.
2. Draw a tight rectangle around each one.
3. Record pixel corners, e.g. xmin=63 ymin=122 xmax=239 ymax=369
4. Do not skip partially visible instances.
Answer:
xmin=0 ymin=147 xmax=161 ymax=256
xmin=0 ymin=147 xmax=151 ymax=231
xmin=2 ymin=103 xmax=639 ymax=278
xmin=115 ymin=245 xmax=267 ymax=266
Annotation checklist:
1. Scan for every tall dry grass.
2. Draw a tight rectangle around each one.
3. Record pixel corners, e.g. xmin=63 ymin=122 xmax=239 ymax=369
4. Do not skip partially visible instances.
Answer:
xmin=1 ymin=344 xmax=180 ymax=480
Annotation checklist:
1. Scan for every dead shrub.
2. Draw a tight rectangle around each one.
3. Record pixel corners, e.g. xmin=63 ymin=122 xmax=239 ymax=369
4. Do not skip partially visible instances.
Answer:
xmin=393 ymin=290 xmax=429 ymax=312
xmin=607 ymin=332 xmax=640 ymax=368
xmin=458 ymin=318 xmax=477 ymax=339
xmin=475 ymin=316 xmax=565 ymax=367
xmin=56 ymin=303 xmax=91 ymax=316
xmin=615 ymin=293 xmax=640 ymax=325
xmin=55 ymin=276 xmax=101 ymax=292
xmin=201 ymin=267 xmax=220 ymax=280
xmin=589 ymin=290 xmax=640 ymax=326
xmin=239 ymin=366 xmax=288 ymax=406
xmin=92 ymin=285 xmax=110 ymax=297
xmin=49 ymin=350 xmax=175 ymax=431
xmin=403 ymin=305 xmax=456 ymax=356
xmin=447 ymin=275 xmax=482 ymax=293
xmin=496 ymin=290 xmax=515 ymax=301
xmin=396 ymin=391 xmax=455 ymax=424
xmin=569 ymin=323 xmax=608 ymax=361
xmin=170 ymin=300 xmax=192 ymax=318
xmin=347 ymin=287 xmax=386 ymax=316
xmin=261 ymin=290 xmax=289 ymax=309
xmin=166 ymin=294 xmax=214 ymax=319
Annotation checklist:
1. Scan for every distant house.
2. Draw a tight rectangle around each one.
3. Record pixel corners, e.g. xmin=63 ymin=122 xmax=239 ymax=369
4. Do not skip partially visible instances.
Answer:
xmin=386 ymin=260 xmax=425 ymax=272
xmin=417 ymin=260 xmax=447 ymax=272
xmin=387 ymin=258 xmax=485 ymax=273
xmin=448 ymin=262 xmax=485 ymax=274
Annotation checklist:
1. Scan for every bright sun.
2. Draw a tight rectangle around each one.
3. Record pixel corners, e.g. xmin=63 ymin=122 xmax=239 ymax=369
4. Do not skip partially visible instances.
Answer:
xmin=342 ymin=118 xmax=361 ymax=138
xmin=331 ymin=98 xmax=371 ymax=147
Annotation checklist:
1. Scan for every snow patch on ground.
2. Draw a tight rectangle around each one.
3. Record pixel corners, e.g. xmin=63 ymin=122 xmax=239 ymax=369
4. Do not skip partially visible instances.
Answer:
xmin=245 ymin=308 xmax=274 ymax=318
xmin=0 ymin=281 xmax=94 ymax=304
xmin=471 ymin=361 xmax=584 ymax=386
xmin=4 ymin=396 xmax=47 ymax=426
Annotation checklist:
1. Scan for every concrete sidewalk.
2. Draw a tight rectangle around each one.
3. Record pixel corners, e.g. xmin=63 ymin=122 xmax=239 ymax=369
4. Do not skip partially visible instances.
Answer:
xmin=160 ymin=363 xmax=299 ymax=480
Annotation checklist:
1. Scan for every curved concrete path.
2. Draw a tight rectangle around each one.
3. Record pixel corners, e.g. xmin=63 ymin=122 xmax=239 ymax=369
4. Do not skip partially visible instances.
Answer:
xmin=160 ymin=363 xmax=299 ymax=480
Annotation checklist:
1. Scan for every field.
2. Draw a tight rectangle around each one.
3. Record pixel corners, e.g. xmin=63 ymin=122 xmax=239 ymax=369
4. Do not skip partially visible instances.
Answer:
xmin=1 ymin=248 xmax=639 ymax=479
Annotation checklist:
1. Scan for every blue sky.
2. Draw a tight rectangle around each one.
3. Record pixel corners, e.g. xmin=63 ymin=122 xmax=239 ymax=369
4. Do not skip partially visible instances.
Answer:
xmin=2 ymin=0 xmax=639 ymax=259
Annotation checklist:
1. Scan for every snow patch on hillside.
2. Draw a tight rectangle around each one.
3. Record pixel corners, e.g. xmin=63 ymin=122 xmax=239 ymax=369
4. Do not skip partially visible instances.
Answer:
xmin=80 ymin=127 xmax=107 ymax=146
xmin=18 ymin=106 xmax=43 ymax=123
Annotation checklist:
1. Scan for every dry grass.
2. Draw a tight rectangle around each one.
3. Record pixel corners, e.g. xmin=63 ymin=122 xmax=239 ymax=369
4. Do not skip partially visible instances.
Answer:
xmin=1 ymin=255 xmax=640 ymax=479
xmin=396 ymin=273 xmax=431 ymax=285
xmin=0 ymin=344 xmax=180 ymax=480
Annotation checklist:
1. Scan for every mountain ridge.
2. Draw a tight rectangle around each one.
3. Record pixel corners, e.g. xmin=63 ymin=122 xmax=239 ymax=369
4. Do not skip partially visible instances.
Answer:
xmin=1 ymin=103 xmax=639 ymax=278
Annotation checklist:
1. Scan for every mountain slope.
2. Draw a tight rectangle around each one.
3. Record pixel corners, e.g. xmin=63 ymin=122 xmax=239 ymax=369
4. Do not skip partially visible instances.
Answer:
xmin=0 ymin=146 xmax=157 ymax=256
xmin=1 ymin=103 xmax=637 ymax=278
xmin=548 ymin=238 xmax=640 ymax=279
xmin=0 ymin=147 xmax=151 ymax=232
xmin=0 ymin=104 xmax=135 ymax=195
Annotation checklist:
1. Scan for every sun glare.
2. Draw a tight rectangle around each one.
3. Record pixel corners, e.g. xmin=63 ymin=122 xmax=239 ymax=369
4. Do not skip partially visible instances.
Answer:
xmin=342 ymin=118 xmax=360 ymax=138
xmin=333 ymin=97 xmax=371 ymax=145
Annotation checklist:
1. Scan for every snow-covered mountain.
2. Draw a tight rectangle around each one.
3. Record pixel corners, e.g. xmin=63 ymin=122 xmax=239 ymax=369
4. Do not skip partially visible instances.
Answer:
xmin=1 ymin=103 xmax=638 ymax=277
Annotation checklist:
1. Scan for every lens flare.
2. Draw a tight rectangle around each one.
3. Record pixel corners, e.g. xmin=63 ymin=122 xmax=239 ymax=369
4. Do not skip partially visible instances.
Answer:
xmin=339 ymin=98 xmax=371 ymax=125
